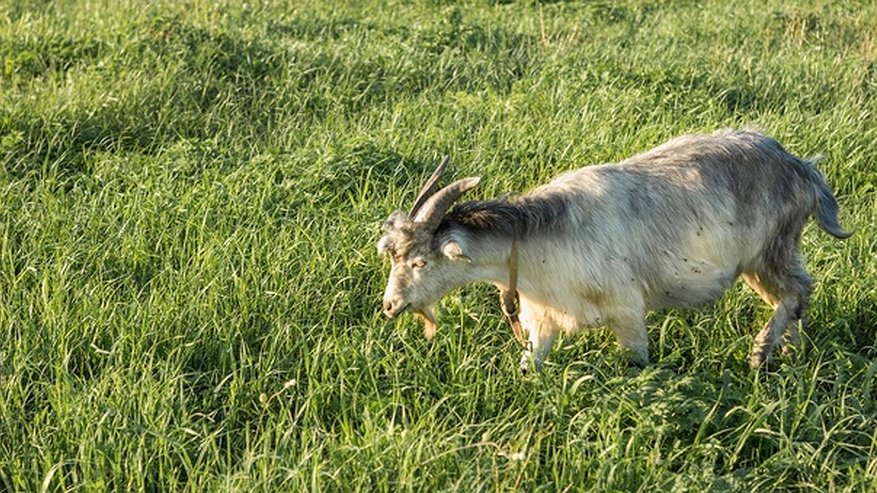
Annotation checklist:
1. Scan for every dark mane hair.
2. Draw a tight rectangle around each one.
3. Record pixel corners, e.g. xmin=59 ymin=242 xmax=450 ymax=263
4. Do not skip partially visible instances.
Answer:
xmin=438 ymin=193 xmax=569 ymax=239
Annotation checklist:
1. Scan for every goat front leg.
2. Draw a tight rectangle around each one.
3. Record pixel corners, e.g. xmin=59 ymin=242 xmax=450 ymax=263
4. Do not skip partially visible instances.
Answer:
xmin=516 ymin=299 xmax=559 ymax=373
xmin=519 ymin=322 xmax=558 ymax=373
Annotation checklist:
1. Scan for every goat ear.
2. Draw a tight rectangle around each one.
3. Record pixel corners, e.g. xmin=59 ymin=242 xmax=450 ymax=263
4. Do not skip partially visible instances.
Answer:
xmin=441 ymin=239 xmax=470 ymax=262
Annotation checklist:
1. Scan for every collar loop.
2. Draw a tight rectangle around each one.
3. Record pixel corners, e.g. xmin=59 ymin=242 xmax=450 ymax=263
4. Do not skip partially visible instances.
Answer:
xmin=499 ymin=239 xmax=527 ymax=349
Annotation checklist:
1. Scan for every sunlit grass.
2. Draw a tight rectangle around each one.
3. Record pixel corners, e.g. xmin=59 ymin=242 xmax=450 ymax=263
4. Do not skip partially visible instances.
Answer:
xmin=0 ymin=0 xmax=875 ymax=491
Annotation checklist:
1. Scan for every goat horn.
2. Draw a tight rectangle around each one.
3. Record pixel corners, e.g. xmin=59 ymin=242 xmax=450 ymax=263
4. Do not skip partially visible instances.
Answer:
xmin=409 ymin=155 xmax=450 ymax=217
xmin=413 ymin=176 xmax=481 ymax=231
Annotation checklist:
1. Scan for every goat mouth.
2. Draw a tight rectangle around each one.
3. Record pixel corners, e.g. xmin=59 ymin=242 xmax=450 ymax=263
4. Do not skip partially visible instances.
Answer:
xmin=385 ymin=304 xmax=438 ymax=339
xmin=385 ymin=302 xmax=410 ymax=319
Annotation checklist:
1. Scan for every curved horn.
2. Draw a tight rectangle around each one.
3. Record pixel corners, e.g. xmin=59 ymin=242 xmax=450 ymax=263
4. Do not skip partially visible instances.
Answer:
xmin=409 ymin=155 xmax=450 ymax=217
xmin=413 ymin=176 xmax=481 ymax=232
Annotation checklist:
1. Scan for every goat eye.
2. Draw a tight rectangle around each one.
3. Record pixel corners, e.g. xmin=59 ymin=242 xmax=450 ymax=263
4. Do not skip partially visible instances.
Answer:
xmin=412 ymin=259 xmax=427 ymax=269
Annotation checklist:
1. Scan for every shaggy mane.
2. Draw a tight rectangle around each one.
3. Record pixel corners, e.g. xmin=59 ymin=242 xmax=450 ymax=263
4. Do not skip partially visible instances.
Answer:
xmin=438 ymin=194 xmax=569 ymax=239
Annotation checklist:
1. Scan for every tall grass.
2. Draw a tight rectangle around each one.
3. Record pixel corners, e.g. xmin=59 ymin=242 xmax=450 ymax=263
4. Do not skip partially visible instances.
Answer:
xmin=1 ymin=0 xmax=875 ymax=491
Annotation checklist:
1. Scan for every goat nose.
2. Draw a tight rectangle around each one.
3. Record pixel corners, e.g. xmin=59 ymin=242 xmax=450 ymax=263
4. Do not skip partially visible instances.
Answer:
xmin=383 ymin=300 xmax=395 ymax=316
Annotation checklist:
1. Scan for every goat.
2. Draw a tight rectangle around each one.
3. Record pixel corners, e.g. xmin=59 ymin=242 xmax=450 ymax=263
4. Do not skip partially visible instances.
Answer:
xmin=377 ymin=130 xmax=851 ymax=372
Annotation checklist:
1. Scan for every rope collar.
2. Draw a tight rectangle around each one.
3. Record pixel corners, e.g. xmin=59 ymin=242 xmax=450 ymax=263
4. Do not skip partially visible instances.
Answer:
xmin=499 ymin=239 xmax=527 ymax=349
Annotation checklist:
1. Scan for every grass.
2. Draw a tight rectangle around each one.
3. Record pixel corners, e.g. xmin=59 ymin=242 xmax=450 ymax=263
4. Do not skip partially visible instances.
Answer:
xmin=0 ymin=0 xmax=875 ymax=491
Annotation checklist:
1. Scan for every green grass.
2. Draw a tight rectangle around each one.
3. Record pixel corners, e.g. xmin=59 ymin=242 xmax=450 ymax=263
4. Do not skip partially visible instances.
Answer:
xmin=1 ymin=0 xmax=876 ymax=491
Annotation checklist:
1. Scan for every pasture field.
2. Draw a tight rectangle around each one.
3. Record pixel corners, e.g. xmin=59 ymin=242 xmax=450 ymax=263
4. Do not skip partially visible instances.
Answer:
xmin=1 ymin=0 xmax=876 ymax=491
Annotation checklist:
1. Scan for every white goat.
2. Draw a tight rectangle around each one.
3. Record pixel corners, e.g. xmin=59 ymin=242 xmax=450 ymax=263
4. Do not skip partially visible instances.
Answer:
xmin=378 ymin=130 xmax=851 ymax=371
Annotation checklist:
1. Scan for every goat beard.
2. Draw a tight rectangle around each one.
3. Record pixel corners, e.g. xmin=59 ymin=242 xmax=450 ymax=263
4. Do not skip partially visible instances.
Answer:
xmin=414 ymin=307 xmax=437 ymax=340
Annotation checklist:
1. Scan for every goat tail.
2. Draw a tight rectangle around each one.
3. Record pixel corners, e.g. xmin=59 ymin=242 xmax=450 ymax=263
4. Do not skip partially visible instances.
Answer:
xmin=805 ymin=157 xmax=852 ymax=239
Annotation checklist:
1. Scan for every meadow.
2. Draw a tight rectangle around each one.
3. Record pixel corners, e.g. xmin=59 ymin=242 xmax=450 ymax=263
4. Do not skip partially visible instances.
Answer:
xmin=1 ymin=0 xmax=875 ymax=491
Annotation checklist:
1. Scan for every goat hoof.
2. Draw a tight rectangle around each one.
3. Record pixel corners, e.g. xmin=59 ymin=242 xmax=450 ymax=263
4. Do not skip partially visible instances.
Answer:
xmin=519 ymin=354 xmax=531 ymax=374
xmin=750 ymin=352 xmax=765 ymax=369
xmin=750 ymin=352 xmax=779 ymax=370
xmin=519 ymin=351 xmax=543 ymax=374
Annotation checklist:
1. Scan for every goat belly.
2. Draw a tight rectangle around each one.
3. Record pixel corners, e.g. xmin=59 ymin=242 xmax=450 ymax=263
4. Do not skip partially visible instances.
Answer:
xmin=637 ymin=239 xmax=741 ymax=310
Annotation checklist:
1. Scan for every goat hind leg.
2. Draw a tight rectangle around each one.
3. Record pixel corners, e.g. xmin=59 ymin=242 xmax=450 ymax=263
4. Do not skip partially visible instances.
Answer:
xmin=779 ymin=258 xmax=812 ymax=358
xmin=750 ymin=301 xmax=794 ymax=368
xmin=744 ymin=262 xmax=812 ymax=367
xmin=781 ymin=306 xmax=807 ymax=357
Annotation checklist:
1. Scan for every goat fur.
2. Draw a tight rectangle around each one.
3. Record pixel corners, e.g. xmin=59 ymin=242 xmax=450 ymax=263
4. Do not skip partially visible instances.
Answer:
xmin=378 ymin=130 xmax=851 ymax=371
